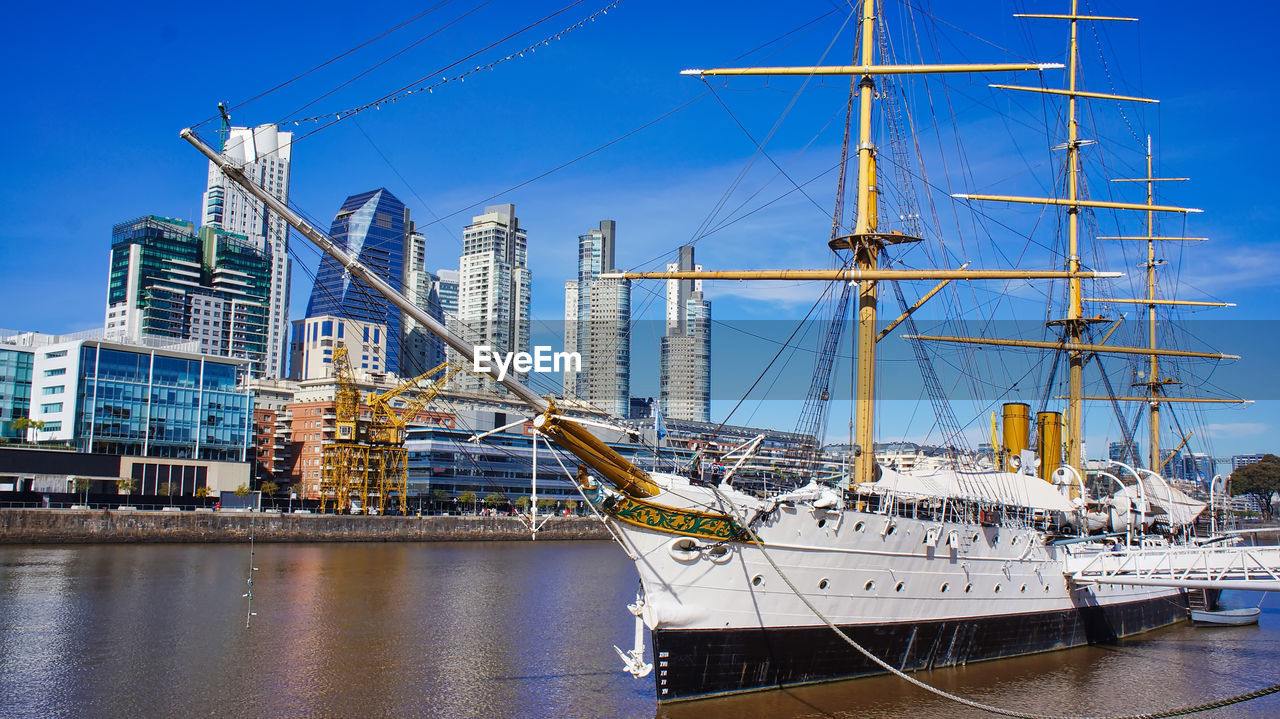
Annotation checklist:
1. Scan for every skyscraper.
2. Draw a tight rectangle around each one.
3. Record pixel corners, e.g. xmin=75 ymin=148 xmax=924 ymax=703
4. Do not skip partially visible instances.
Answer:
xmin=660 ymin=245 xmax=710 ymax=422
xmin=104 ymin=215 xmax=272 ymax=376
xmin=306 ymin=189 xmax=410 ymax=376
xmin=403 ymin=228 xmax=446 ymax=373
xmin=201 ymin=124 xmax=293 ymax=378
xmin=435 ymin=269 xmax=459 ymax=316
xmin=455 ymin=204 xmax=530 ymax=393
xmin=564 ymin=220 xmax=630 ymax=416
xmin=1108 ymin=439 xmax=1138 ymax=465
xmin=1183 ymin=452 xmax=1214 ymax=485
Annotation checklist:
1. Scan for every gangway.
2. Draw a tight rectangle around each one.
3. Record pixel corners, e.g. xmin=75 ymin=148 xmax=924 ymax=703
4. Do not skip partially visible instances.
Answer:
xmin=1063 ymin=541 xmax=1280 ymax=591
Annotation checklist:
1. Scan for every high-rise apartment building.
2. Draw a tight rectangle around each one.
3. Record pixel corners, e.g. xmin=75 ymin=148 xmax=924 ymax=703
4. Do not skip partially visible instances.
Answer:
xmin=201 ymin=125 xmax=293 ymax=378
xmin=305 ymin=189 xmax=410 ymax=376
xmin=563 ymin=220 xmax=630 ymax=417
xmin=104 ymin=216 xmax=272 ymax=376
xmin=455 ymin=204 xmax=530 ymax=393
xmin=660 ymin=245 xmax=711 ymax=422
xmin=435 ymin=269 xmax=459 ymax=315
xmin=403 ymin=229 xmax=446 ymax=373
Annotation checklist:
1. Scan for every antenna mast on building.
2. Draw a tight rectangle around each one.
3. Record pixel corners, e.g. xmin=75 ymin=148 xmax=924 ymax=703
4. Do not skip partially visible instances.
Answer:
xmin=217 ymin=103 xmax=232 ymax=153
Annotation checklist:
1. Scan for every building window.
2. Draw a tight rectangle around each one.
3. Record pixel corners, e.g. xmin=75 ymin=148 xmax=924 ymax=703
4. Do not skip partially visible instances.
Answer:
xmin=42 ymin=385 xmax=65 ymax=395
xmin=43 ymin=421 xmax=62 ymax=432
xmin=41 ymin=402 xmax=63 ymax=414
xmin=45 ymin=350 xmax=68 ymax=359
xmin=43 ymin=368 xmax=66 ymax=377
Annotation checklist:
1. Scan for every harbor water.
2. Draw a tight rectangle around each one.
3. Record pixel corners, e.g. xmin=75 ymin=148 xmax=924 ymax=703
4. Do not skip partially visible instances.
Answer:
xmin=1 ymin=541 xmax=1276 ymax=718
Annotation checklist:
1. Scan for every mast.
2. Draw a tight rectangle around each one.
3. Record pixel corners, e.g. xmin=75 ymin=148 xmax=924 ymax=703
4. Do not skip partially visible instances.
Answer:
xmin=850 ymin=0 xmax=880 ymax=485
xmin=1111 ymin=136 xmax=1198 ymax=468
xmin=1143 ymin=139 xmax=1161 ymax=469
xmin=1064 ymin=0 xmax=1084 ymax=473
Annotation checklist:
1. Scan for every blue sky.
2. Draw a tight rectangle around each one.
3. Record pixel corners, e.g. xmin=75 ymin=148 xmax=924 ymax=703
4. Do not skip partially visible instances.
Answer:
xmin=2 ymin=0 xmax=1276 ymax=462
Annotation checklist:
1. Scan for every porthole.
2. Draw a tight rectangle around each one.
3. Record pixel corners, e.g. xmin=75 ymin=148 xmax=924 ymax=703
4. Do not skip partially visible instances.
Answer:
xmin=885 ymin=525 xmax=896 ymax=536
xmin=817 ymin=518 xmax=826 ymax=528
xmin=818 ymin=578 xmax=830 ymax=590
xmin=864 ymin=580 xmax=876 ymax=592
xmin=1044 ymin=585 xmax=1051 ymax=593
xmin=854 ymin=521 xmax=865 ymax=533
xmin=751 ymin=574 xmax=764 ymax=587
xmin=1020 ymin=584 xmax=1027 ymax=593
xmin=894 ymin=581 xmax=905 ymax=593
xmin=971 ymin=533 xmax=980 ymax=543
xmin=1012 ymin=536 xmax=1020 ymax=547
xmin=940 ymin=582 xmax=950 ymax=593
xmin=994 ymin=584 xmax=1002 ymax=594
xmin=964 ymin=583 xmax=973 ymax=593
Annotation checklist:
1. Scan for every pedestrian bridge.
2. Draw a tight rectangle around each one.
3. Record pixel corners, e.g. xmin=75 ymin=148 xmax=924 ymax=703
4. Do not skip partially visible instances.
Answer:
xmin=1063 ymin=541 xmax=1280 ymax=592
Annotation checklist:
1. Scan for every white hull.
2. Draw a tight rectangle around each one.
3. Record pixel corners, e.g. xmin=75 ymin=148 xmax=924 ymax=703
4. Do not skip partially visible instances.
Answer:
xmin=594 ymin=473 xmax=1187 ymax=700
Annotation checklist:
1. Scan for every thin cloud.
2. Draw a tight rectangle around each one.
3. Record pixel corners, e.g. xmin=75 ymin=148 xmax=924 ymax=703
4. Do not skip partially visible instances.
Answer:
xmin=1207 ymin=422 xmax=1269 ymax=438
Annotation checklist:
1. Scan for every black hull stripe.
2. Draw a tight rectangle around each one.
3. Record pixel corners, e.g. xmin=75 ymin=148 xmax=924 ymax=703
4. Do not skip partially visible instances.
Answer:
xmin=651 ymin=593 xmax=1188 ymax=702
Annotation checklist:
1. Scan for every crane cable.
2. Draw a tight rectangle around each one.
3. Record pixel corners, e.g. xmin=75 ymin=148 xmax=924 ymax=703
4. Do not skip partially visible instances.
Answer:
xmin=710 ymin=485 xmax=1280 ymax=719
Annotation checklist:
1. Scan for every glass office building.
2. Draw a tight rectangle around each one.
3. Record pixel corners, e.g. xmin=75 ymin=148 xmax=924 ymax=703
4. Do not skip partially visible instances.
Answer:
xmin=0 ymin=347 xmax=33 ymax=439
xmin=306 ymin=189 xmax=410 ymax=375
xmin=29 ymin=339 xmax=250 ymax=461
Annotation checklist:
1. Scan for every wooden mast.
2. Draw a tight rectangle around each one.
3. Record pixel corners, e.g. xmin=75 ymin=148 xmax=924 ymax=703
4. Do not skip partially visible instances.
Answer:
xmin=850 ymin=0 xmax=880 ymax=485
xmin=1064 ymin=0 xmax=1084 ymax=473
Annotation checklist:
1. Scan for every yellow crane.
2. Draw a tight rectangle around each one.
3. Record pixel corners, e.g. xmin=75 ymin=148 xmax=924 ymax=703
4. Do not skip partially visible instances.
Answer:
xmin=319 ymin=351 xmax=460 ymax=515
xmin=319 ymin=346 xmax=370 ymax=514
xmin=365 ymin=363 xmax=462 ymax=515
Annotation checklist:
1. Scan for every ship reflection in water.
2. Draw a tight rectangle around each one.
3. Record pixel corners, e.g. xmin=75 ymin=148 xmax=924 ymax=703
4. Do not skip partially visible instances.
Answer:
xmin=0 ymin=541 xmax=1275 ymax=719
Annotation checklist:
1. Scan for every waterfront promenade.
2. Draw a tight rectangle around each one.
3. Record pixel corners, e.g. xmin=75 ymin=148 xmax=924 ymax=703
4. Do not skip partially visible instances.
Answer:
xmin=0 ymin=508 xmax=611 ymax=543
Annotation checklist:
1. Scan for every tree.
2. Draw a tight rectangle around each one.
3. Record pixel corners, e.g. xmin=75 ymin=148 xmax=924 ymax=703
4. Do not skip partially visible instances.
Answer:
xmin=515 ymin=496 xmax=531 ymax=513
xmin=235 ymin=484 xmax=251 ymax=497
xmin=158 ymin=481 xmax=174 ymax=497
xmin=13 ymin=417 xmax=45 ymax=442
xmin=72 ymin=477 xmax=93 ymax=506
xmin=260 ymin=481 xmax=279 ymax=509
xmin=1232 ymin=454 xmax=1280 ymax=521
xmin=432 ymin=488 xmax=448 ymax=512
xmin=536 ymin=498 xmax=557 ymax=511
xmin=116 ymin=478 xmax=137 ymax=497
xmin=566 ymin=499 xmax=579 ymax=515
xmin=457 ymin=490 xmax=477 ymax=513
xmin=484 ymin=493 xmax=504 ymax=512
xmin=195 ymin=486 xmax=214 ymax=507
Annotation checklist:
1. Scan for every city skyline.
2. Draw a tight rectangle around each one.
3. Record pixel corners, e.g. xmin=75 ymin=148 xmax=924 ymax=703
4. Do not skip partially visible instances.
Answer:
xmin=2 ymin=1 xmax=1277 ymax=457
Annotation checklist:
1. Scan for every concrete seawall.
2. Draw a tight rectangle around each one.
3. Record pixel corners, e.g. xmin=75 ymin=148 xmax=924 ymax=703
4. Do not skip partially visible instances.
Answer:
xmin=0 ymin=509 xmax=613 ymax=544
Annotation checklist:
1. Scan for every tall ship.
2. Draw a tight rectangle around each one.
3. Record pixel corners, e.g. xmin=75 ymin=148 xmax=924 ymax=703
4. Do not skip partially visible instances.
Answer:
xmin=182 ymin=0 xmax=1280 ymax=704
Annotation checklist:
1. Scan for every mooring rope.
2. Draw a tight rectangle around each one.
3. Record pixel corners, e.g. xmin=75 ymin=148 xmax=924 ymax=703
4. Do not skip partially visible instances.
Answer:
xmin=711 ymin=486 xmax=1280 ymax=718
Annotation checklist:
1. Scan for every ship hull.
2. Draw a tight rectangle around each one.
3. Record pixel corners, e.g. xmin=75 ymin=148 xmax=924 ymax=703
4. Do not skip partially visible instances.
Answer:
xmin=651 ymin=593 xmax=1187 ymax=701
xmin=594 ymin=478 xmax=1191 ymax=703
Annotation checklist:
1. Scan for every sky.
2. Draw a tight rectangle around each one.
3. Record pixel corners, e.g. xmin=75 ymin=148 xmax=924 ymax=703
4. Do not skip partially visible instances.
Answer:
xmin=1 ymin=0 xmax=1277 ymax=463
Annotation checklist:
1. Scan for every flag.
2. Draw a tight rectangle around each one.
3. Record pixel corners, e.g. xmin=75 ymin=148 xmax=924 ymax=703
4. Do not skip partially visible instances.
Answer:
xmin=654 ymin=405 xmax=667 ymax=444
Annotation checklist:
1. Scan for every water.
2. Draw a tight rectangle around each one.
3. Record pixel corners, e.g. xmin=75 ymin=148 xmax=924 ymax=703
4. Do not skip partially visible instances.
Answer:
xmin=0 ymin=542 xmax=1276 ymax=719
